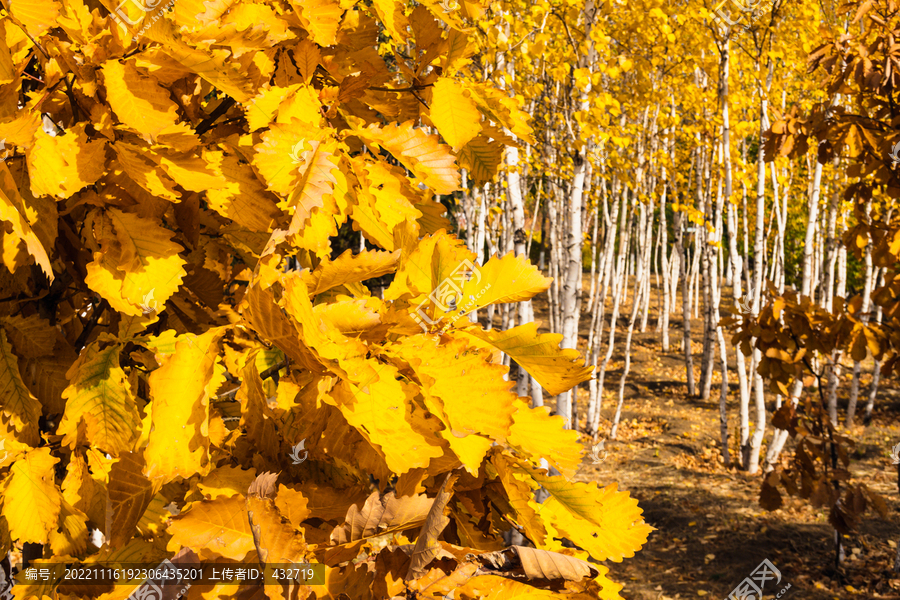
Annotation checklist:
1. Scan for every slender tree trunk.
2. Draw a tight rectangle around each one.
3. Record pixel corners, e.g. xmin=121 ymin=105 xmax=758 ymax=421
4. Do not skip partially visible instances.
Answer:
xmin=586 ymin=171 xmax=619 ymax=436
xmin=611 ymin=199 xmax=652 ymax=439
xmin=675 ymin=209 xmax=696 ymax=396
xmin=548 ymin=190 xmax=559 ymax=334
xmin=863 ymin=279 xmax=883 ymax=425
xmin=846 ymin=208 xmax=874 ymax=426
xmin=747 ymin=67 xmax=771 ymax=473
xmin=766 ymin=142 xmax=826 ymax=469
xmin=659 ymin=151 xmax=671 ymax=351
xmin=591 ymin=188 xmax=633 ymax=434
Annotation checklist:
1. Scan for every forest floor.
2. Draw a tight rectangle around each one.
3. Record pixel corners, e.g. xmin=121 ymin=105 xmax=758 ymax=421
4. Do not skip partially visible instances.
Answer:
xmin=520 ymin=278 xmax=900 ymax=599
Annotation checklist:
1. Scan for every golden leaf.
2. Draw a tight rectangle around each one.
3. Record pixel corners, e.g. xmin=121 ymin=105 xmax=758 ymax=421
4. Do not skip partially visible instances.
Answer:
xmin=294 ymin=0 xmax=342 ymax=46
xmin=302 ymin=248 xmax=400 ymax=296
xmin=1 ymin=447 xmax=61 ymax=544
xmin=458 ymin=135 xmax=504 ymax=183
xmin=0 ymin=163 xmax=53 ymax=280
xmin=198 ymin=465 xmax=258 ymax=500
xmin=1 ymin=314 xmax=56 ymax=358
xmin=108 ymin=452 xmax=155 ymax=549
xmin=429 ymin=78 xmax=482 ymax=151
xmin=58 ymin=342 xmax=141 ymax=456
xmin=9 ymin=0 xmax=61 ymax=38
xmin=354 ymin=121 xmax=460 ymax=194
xmin=27 ymin=123 xmax=106 ymax=199
xmin=167 ymin=494 xmax=256 ymax=560
xmin=0 ymin=329 xmax=40 ymax=446
xmin=144 ymin=329 xmax=226 ymax=483
xmin=84 ymin=208 xmax=187 ymax=317
xmin=246 ymin=474 xmax=307 ymax=564
xmin=506 ymin=399 xmax=581 ymax=479
xmin=102 ymin=60 xmax=181 ymax=143
xmin=206 ymin=153 xmax=284 ymax=233
xmin=461 ymin=322 xmax=593 ymax=396
xmin=532 ymin=474 xmax=654 ymax=563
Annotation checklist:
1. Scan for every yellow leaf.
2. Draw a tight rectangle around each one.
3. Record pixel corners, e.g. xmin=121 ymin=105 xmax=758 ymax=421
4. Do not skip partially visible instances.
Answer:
xmin=1 ymin=314 xmax=56 ymax=358
xmin=384 ymin=230 xmax=473 ymax=302
xmin=350 ymin=158 xmax=423 ymax=250
xmin=205 ymin=153 xmax=284 ymax=233
xmin=0 ymin=329 xmax=40 ymax=446
xmin=102 ymin=60 xmax=181 ymax=143
xmin=144 ymin=329 xmax=226 ymax=483
xmin=284 ymin=138 xmax=342 ymax=234
xmin=462 ymin=322 xmax=593 ymax=396
xmin=398 ymin=336 xmax=515 ymax=442
xmin=456 ymin=252 xmax=551 ymax=317
xmin=58 ymin=342 xmax=141 ymax=456
xmin=62 ymin=454 xmax=107 ymax=528
xmin=429 ymin=78 xmax=482 ymax=151
xmin=9 ymin=0 xmax=61 ymax=38
xmin=0 ymin=163 xmax=52 ymax=280
xmin=0 ymin=105 xmax=42 ymax=146
xmin=156 ymin=148 xmax=228 ymax=193
xmin=458 ymin=135 xmax=504 ymax=183
xmin=246 ymin=475 xmax=307 ymax=564
xmin=371 ymin=0 xmax=409 ymax=43
xmin=453 ymin=575 xmax=565 ymax=599
xmin=354 ymin=121 xmax=460 ymax=194
xmin=532 ymin=474 xmax=654 ymax=563
xmin=112 ymin=144 xmax=181 ymax=202
xmin=315 ymin=361 xmax=443 ymax=477
xmin=301 ymin=248 xmax=399 ymax=295
xmin=490 ymin=453 xmax=550 ymax=549
xmin=145 ymin=21 xmax=252 ymax=102
xmin=252 ymin=119 xmax=323 ymax=196
xmin=108 ymin=451 xmax=155 ymax=549
xmin=27 ymin=123 xmax=106 ymax=199
xmin=84 ymin=208 xmax=187 ymax=317
xmin=294 ymin=0 xmax=342 ymax=46
xmin=506 ymin=400 xmax=581 ymax=479
xmin=197 ymin=465 xmax=258 ymax=500
xmin=167 ymin=494 xmax=256 ymax=560
xmin=273 ymin=484 xmax=310 ymax=530
xmin=1 ymin=447 xmax=61 ymax=544
xmin=48 ymin=500 xmax=88 ymax=556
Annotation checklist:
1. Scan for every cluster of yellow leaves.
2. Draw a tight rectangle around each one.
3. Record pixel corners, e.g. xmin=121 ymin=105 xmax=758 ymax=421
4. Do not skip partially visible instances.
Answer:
xmin=0 ymin=0 xmax=650 ymax=598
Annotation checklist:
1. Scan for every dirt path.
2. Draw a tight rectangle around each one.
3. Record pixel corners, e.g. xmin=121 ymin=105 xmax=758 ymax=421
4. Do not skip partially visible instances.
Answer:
xmin=519 ymin=282 xmax=900 ymax=598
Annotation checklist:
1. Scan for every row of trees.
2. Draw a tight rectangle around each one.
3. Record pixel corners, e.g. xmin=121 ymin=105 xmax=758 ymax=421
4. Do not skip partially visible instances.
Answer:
xmin=449 ymin=0 xmax=893 ymax=478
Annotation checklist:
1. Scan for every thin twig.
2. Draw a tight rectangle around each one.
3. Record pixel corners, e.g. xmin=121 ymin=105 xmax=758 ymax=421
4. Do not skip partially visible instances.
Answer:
xmin=195 ymin=97 xmax=236 ymax=135
xmin=74 ymin=300 xmax=109 ymax=351
xmin=213 ymin=358 xmax=289 ymax=402
xmin=369 ymin=84 xmax=434 ymax=92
